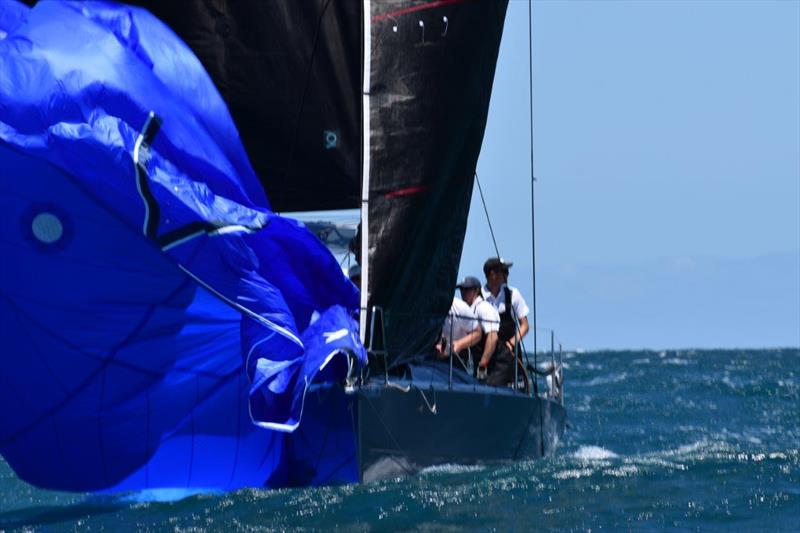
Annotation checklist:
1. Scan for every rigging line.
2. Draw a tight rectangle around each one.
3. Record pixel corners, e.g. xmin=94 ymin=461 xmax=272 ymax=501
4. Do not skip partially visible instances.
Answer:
xmin=281 ymin=0 xmax=333 ymax=187
xmin=474 ymin=171 xmax=501 ymax=259
xmin=362 ymin=393 xmax=416 ymax=476
xmin=475 ymin=171 xmax=533 ymax=380
xmin=528 ymin=0 xmax=539 ymax=362
xmin=417 ymin=387 xmax=437 ymax=415
xmin=529 ymin=0 xmax=545 ymax=459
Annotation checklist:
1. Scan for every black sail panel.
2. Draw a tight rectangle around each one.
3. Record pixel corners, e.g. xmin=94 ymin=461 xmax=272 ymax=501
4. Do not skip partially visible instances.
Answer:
xmin=365 ymin=0 xmax=508 ymax=361
xmin=130 ymin=0 xmax=362 ymax=212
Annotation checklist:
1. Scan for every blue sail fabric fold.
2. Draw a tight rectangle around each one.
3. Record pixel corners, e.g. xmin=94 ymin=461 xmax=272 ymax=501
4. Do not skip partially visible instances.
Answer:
xmin=0 ymin=0 xmax=364 ymax=491
xmin=249 ymin=305 xmax=363 ymax=431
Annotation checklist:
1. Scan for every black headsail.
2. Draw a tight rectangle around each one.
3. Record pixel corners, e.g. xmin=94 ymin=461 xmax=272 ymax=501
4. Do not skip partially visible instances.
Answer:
xmin=361 ymin=0 xmax=509 ymax=362
xmin=128 ymin=0 xmax=362 ymax=212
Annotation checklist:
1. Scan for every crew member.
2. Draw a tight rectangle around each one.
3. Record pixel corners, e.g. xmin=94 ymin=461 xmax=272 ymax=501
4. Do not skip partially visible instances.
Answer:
xmin=482 ymin=257 xmax=530 ymax=353
xmin=455 ymin=275 xmax=503 ymax=381
xmin=481 ymin=257 xmax=530 ymax=386
xmin=436 ymin=295 xmax=480 ymax=372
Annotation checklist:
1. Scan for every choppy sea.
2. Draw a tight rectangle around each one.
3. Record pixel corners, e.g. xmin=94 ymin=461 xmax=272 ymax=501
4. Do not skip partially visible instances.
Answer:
xmin=1 ymin=348 xmax=797 ymax=531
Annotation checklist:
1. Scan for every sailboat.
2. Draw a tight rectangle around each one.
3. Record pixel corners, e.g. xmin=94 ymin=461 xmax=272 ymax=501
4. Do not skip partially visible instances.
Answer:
xmin=0 ymin=0 xmax=566 ymax=491
xmin=131 ymin=0 xmax=566 ymax=481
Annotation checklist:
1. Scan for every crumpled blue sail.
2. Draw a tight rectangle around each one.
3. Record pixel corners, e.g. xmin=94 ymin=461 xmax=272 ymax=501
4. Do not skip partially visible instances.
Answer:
xmin=0 ymin=0 xmax=365 ymax=492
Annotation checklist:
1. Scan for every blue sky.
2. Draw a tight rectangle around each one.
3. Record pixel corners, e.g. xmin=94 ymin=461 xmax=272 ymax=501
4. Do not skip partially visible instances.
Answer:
xmin=460 ymin=0 xmax=800 ymax=350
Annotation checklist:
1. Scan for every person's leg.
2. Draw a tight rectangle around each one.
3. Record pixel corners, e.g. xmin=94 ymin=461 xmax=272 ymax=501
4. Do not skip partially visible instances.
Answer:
xmin=486 ymin=344 xmax=514 ymax=386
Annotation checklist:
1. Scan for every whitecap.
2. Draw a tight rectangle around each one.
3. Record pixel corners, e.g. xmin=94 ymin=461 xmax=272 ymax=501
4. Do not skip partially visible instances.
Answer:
xmin=553 ymin=468 xmax=594 ymax=480
xmin=604 ymin=465 xmax=639 ymax=477
xmin=419 ymin=464 xmax=485 ymax=475
xmin=118 ymin=488 xmax=220 ymax=503
xmin=585 ymin=373 xmax=627 ymax=386
xmin=662 ymin=358 xmax=693 ymax=366
xmin=574 ymin=445 xmax=618 ymax=460
xmin=673 ymin=440 xmax=710 ymax=455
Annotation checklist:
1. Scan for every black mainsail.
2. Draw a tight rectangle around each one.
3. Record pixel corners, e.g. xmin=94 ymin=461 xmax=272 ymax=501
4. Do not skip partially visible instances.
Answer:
xmin=362 ymin=0 xmax=509 ymax=361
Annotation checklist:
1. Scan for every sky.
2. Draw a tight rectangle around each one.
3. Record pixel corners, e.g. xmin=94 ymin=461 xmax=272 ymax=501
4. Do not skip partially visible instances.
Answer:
xmin=460 ymin=0 xmax=800 ymax=351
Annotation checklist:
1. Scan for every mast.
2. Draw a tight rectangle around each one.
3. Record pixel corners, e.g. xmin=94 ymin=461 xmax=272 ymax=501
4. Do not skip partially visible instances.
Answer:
xmin=359 ymin=0 xmax=372 ymax=342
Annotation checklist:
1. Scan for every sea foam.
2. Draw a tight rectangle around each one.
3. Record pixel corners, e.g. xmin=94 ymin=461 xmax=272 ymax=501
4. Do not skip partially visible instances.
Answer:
xmin=574 ymin=445 xmax=618 ymax=460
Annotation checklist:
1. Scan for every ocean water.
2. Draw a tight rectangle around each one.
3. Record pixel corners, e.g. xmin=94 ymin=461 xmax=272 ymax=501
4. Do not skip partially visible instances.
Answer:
xmin=1 ymin=348 xmax=797 ymax=531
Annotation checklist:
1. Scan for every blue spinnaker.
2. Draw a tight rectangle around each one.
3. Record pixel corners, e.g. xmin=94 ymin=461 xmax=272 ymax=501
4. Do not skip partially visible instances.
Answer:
xmin=0 ymin=0 xmax=365 ymax=491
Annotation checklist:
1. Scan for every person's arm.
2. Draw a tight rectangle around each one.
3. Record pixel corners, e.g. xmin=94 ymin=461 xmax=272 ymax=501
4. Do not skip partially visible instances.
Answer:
xmin=507 ymin=316 xmax=529 ymax=351
xmin=479 ymin=331 xmax=498 ymax=368
xmin=435 ymin=339 xmax=446 ymax=359
xmin=452 ymin=326 xmax=482 ymax=353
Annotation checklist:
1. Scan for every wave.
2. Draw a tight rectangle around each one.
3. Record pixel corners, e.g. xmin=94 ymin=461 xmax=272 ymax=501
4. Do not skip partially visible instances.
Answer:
xmin=574 ymin=445 xmax=619 ymax=461
xmin=662 ymin=358 xmax=694 ymax=366
xmin=419 ymin=464 xmax=486 ymax=475
xmin=584 ymin=373 xmax=628 ymax=387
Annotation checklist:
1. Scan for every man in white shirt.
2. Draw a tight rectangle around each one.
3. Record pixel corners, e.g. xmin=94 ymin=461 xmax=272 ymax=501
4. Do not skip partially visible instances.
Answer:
xmin=482 ymin=257 xmax=530 ymax=354
xmin=438 ymin=296 xmax=479 ymax=359
xmin=454 ymin=275 xmax=500 ymax=378
xmin=436 ymin=295 xmax=479 ymax=373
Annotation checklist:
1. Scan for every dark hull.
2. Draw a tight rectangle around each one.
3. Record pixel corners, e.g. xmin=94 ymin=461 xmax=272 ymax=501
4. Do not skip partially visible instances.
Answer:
xmin=356 ymin=382 xmax=567 ymax=482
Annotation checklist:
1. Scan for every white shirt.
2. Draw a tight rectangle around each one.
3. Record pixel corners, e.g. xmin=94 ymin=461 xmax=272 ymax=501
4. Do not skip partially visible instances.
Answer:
xmin=442 ymin=297 xmax=477 ymax=343
xmin=470 ymin=296 xmax=500 ymax=334
xmin=483 ymin=284 xmax=530 ymax=321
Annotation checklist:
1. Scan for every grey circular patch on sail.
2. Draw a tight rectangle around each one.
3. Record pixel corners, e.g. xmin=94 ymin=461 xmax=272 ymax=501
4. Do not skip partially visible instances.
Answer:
xmin=31 ymin=212 xmax=64 ymax=244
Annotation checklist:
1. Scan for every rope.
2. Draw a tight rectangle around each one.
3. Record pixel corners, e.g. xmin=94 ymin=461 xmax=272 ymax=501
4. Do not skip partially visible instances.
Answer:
xmin=475 ymin=171 xmax=535 ymax=390
xmin=362 ymin=392 xmax=416 ymax=476
xmin=529 ymin=0 xmax=546 ymax=459
xmin=474 ymin=171 xmax=502 ymax=259
xmin=385 ymin=381 xmax=411 ymax=393
xmin=417 ymin=387 xmax=437 ymax=415
xmin=528 ymin=0 xmax=539 ymax=364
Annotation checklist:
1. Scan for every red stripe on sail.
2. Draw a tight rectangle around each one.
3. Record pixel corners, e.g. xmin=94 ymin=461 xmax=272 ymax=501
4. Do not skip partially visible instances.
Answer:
xmin=384 ymin=185 xmax=429 ymax=198
xmin=372 ymin=0 xmax=471 ymax=23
